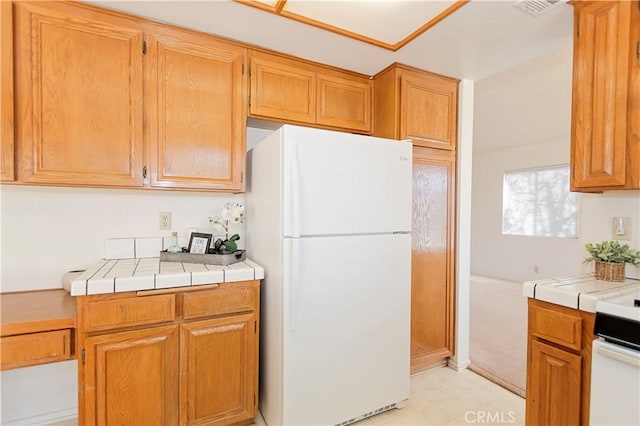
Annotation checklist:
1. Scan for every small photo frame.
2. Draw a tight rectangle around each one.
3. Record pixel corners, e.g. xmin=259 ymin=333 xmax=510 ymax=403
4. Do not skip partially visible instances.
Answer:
xmin=187 ymin=232 xmax=212 ymax=255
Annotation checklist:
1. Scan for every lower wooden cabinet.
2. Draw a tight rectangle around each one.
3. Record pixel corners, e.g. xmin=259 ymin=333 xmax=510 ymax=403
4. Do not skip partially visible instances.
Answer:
xmin=0 ymin=289 xmax=77 ymax=371
xmin=410 ymin=146 xmax=456 ymax=372
xmin=180 ymin=314 xmax=256 ymax=425
xmin=525 ymin=299 xmax=596 ymax=426
xmin=77 ymin=281 xmax=260 ymax=426
xmin=84 ymin=325 xmax=180 ymax=425
xmin=527 ymin=340 xmax=581 ymax=426
xmin=1 ymin=329 xmax=72 ymax=370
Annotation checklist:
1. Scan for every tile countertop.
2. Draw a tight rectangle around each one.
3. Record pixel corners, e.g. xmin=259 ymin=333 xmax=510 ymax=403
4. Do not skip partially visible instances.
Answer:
xmin=64 ymin=258 xmax=264 ymax=296
xmin=522 ymin=274 xmax=640 ymax=312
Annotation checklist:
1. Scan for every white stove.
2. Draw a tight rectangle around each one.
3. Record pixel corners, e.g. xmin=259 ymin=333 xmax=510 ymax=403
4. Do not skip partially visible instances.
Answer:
xmin=590 ymin=284 xmax=640 ymax=425
xmin=595 ymin=287 xmax=640 ymax=323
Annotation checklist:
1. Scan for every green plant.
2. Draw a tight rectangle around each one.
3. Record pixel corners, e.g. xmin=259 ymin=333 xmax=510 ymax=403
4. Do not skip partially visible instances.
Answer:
xmin=583 ymin=240 xmax=640 ymax=267
xmin=209 ymin=202 xmax=245 ymax=254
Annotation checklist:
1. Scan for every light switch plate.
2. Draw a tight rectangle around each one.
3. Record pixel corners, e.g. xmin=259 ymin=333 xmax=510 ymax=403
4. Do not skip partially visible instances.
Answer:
xmin=612 ymin=217 xmax=631 ymax=241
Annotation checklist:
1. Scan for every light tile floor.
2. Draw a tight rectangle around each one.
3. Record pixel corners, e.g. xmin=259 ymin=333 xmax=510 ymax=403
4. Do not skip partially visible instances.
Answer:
xmin=49 ymin=367 xmax=524 ymax=426
xmin=256 ymin=367 xmax=524 ymax=426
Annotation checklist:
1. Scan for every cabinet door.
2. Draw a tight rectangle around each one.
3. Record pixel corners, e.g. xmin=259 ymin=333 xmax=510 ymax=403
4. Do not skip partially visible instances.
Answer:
xmin=316 ymin=72 xmax=372 ymax=132
xmin=84 ymin=325 xmax=179 ymax=426
xmin=571 ymin=0 xmax=635 ymax=189
xmin=146 ymin=30 xmax=247 ymax=191
xmin=1 ymin=1 xmax=14 ymax=181
xmin=410 ymin=147 xmax=456 ymax=371
xmin=14 ymin=2 xmax=144 ymax=187
xmin=249 ymin=51 xmax=316 ymax=124
xmin=526 ymin=340 xmax=581 ymax=426
xmin=400 ymin=73 xmax=458 ymax=150
xmin=180 ymin=313 xmax=257 ymax=425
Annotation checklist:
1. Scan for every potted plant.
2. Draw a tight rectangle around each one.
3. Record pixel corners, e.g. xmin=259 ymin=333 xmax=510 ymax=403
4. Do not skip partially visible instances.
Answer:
xmin=209 ymin=202 xmax=245 ymax=256
xmin=583 ymin=240 xmax=640 ymax=281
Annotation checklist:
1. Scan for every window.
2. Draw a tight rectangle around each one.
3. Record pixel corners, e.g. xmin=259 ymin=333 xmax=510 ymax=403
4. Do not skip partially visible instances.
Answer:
xmin=502 ymin=165 xmax=578 ymax=238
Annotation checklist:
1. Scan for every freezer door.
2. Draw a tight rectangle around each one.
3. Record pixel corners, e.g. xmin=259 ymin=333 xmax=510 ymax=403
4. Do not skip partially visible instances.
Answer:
xmin=282 ymin=126 xmax=412 ymax=237
xmin=281 ymin=233 xmax=411 ymax=426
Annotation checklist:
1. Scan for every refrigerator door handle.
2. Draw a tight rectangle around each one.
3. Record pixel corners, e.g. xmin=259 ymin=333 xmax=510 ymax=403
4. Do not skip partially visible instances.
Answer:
xmin=290 ymin=141 xmax=301 ymax=238
xmin=288 ymin=238 xmax=301 ymax=333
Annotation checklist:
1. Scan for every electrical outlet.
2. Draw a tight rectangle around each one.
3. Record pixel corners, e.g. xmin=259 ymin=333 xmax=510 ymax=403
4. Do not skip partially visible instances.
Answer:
xmin=159 ymin=212 xmax=172 ymax=230
xmin=533 ymin=265 xmax=539 ymax=274
xmin=612 ymin=217 xmax=631 ymax=241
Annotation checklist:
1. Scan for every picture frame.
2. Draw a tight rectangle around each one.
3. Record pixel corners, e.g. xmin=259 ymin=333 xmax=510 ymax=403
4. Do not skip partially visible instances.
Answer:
xmin=187 ymin=232 xmax=212 ymax=255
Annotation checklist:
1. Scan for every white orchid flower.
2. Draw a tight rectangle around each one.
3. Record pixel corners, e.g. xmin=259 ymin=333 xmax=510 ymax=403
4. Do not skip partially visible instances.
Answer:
xmin=208 ymin=203 xmax=246 ymax=241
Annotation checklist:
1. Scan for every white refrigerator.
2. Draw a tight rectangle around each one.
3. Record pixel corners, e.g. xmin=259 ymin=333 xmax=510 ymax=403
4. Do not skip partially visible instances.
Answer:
xmin=246 ymin=125 xmax=412 ymax=426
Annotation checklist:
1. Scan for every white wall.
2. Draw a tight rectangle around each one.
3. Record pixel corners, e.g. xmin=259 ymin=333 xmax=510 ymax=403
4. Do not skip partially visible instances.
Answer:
xmin=0 ymin=127 xmax=274 ymax=424
xmin=471 ymin=46 xmax=640 ymax=283
xmin=451 ymin=79 xmax=474 ymax=371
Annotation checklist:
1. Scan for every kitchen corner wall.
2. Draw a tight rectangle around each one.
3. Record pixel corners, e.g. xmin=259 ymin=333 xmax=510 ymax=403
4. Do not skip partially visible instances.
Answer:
xmin=0 ymin=185 xmax=246 ymax=292
xmin=471 ymin=45 xmax=640 ymax=283
xmin=0 ymin=126 xmax=274 ymax=424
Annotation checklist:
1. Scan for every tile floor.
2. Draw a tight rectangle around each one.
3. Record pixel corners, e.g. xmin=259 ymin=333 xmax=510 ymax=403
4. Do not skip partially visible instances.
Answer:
xmin=49 ymin=367 xmax=524 ymax=426
xmin=254 ymin=367 xmax=524 ymax=426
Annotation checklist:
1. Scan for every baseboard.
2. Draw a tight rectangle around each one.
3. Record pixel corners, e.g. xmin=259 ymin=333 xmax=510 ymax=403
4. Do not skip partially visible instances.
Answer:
xmin=2 ymin=407 xmax=77 ymax=425
xmin=447 ymin=356 xmax=471 ymax=371
xmin=468 ymin=363 xmax=525 ymax=398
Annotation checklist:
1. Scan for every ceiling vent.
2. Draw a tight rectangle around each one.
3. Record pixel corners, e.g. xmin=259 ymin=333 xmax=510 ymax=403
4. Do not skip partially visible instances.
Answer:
xmin=513 ymin=0 xmax=564 ymax=17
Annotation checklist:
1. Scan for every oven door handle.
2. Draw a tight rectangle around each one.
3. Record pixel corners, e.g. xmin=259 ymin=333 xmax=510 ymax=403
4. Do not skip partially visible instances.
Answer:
xmin=597 ymin=345 xmax=640 ymax=368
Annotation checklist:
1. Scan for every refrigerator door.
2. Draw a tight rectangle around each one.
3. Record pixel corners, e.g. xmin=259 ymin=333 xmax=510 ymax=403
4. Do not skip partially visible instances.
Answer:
xmin=280 ymin=233 xmax=411 ymax=426
xmin=282 ymin=126 xmax=412 ymax=237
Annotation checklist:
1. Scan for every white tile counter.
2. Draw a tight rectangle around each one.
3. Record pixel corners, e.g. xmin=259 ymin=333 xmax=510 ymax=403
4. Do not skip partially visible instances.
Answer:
xmin=522 ymin=274 xmax=640 ymax=312
xmin=64 ymin=258 xmax=264 ymax=296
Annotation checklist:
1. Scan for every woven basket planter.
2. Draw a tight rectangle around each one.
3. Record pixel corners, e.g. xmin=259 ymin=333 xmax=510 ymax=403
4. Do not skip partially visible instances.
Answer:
xmin=594 ymin=261 xmax=625 ymax=282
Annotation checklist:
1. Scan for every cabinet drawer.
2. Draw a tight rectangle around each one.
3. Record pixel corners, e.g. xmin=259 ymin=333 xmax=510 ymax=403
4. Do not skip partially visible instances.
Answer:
xmin=84 ymin=294 xmax=175 ymax=332
xmin=1 ymin=329 xmax=71 ymax=370
xmin=530 ymin=304 xmax=582 ymax=350
xmin=182 ymin=287 xmax=255 ymax=320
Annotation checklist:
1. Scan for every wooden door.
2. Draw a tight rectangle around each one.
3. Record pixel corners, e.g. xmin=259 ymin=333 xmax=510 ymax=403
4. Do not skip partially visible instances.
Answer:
xmin=14 ymin=2 xmax=144 ymax=187
xmin=1 ymin=1 xmax=14 ymax=181
xmin=83 ymin=325 xmax=179 ymax=426
xmin=526 ymin=340 xmax=581 ymax=426
xmin=180 ymin=313 xmax=257 ymax=425
xmin=400 ymin=73 xmax=458 ymax=150
xmin=571 ymin=0 xmax=633 ymax=189
xmin=249 ymin=51 xmax=316 ymax=124
xmin=410 ymin=147 xmax=456 ymax=372
xmin=146 ymin=29 xmax=247 ymax=191
xmin=316 ymin=72 xmax=372 ymax=132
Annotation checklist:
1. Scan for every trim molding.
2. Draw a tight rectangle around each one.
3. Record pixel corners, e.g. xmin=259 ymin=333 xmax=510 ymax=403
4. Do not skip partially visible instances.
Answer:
xmin=234 ymin=0 xmax=470 ymax=51
xmin=2 ymin=408 xmax=78 ymax=426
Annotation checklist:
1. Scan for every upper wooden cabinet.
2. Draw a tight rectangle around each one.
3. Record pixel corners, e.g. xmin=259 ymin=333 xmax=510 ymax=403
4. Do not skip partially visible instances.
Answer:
xmin=1 ymin=2 xmax=14 ymax=182
xmin=11 ymin=1 xmax=247 ymax=192
xmin=249 ymin=50 xmax=372 ymax=133
xmin=249 ymin=51 xmax=316 ymax=124
xmin=373 ymin=63 xmax=459 ymax=150
xmin=316 ymin=71 xmax=372 ymax=132
xmin=14 ymin=1 xmax=145 ymax=187
xmin=146 ymin=28 xmax=247 ymax=192
xmin=570 ymin=0 xmax=640 ymax=191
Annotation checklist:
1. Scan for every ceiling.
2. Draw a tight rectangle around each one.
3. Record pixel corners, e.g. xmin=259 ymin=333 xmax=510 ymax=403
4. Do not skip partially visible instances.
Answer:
xmin=233 ymin=0 xmax=467 ymax=50
xmin=89 ymin=0 xmax=574 ymax=81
